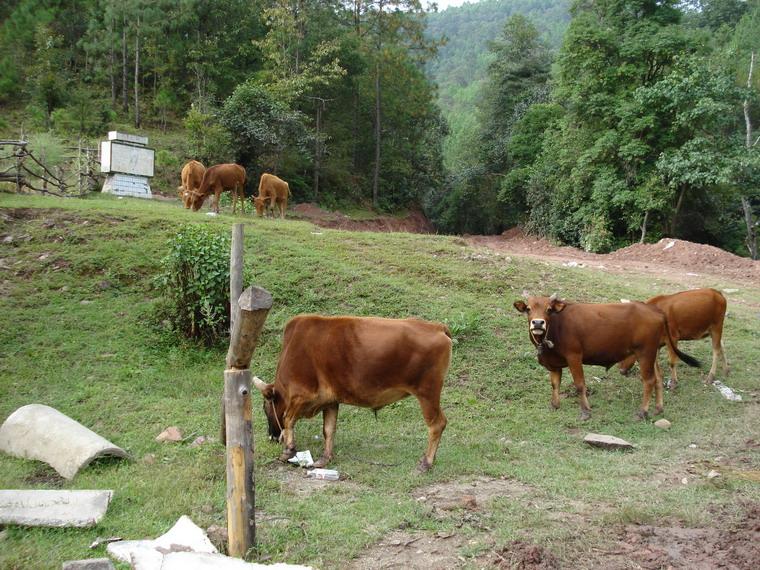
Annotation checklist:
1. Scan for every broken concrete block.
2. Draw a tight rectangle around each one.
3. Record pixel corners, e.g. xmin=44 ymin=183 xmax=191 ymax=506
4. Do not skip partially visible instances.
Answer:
xmin=107 ymin=515 xmax=218 ymax=568
xmin=0 ymin=404 xmax=128 ymax=479
xmin=0 ymin=490 xmax=112 ymax=527
xmin=583 ymin=433 xmax=635 ymax=451
xmin=62 ymin=558 xmax=115 ymax=570
xmin=160 ymin=552 xmax=313 ymax=569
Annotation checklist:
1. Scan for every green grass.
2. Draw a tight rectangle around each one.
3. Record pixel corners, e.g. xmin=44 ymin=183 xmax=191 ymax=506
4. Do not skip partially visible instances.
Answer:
xmin=0 ymin=193 xmax=758 ymax=569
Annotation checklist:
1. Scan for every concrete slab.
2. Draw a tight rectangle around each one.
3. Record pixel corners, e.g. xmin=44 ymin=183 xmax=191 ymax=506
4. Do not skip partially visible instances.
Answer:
xmin=583 ymin=433 xmax=635 ymax=450
xmin=0 ymin=490 xmax=113 ymax=527
xmin=0 ymin=404 xmax=128 ymax=479
xmin=162 ymin=552 xmax=313 ymax=569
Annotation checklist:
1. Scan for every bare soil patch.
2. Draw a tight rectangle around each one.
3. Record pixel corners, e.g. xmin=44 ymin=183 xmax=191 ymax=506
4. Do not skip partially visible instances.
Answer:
xmin=291 ymin=203 xmax=435 ymax=234
xmin=466 ymin=228 xmax=760 ymax=285
xmin=268 ymin=462 xmax=359 ymax=498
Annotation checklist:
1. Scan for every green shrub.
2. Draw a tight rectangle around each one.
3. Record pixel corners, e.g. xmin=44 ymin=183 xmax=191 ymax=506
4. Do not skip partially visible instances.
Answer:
xmin=155 ymin=224 xmax=244 ymax=345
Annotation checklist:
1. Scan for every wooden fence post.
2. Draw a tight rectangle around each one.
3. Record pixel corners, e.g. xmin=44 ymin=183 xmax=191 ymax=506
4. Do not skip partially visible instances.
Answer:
xmin=224 ymin=285 xmax=272 ymax=558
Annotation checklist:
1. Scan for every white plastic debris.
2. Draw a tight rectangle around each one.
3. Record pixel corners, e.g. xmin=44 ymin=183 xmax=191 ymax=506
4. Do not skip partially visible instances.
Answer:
xmin=620 ymin=298 xmax=631 ymax=303
xmin=722 ymin=288 xmax=739 ymax=294
xmin=205 ymin=212 xmax=218 ymax=217
xmin=663 ymin=240 xmax=675 ymax=250
xmin=713 ymin=381 xmax=742 ymax=401
xmin=306 ymin=468 xmax=339 ymax=481
xmin=0 ymin=404 xmax=128 ymax=479
xmin=706 ymin=470 xmax=720 ymax=479
xmin=287 ymin=450 xmax=314 ymax=468
xmin=0 ymin=490 xmax=112 ymax=528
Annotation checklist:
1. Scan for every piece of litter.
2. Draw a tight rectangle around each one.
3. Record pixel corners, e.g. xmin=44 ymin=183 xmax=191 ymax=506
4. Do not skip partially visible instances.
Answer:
xmin=689 ymin=443 xmax=697 ymax=449
xmin=663 ymin=240 xmax=675 ymax=250
xmin=713 ymin=381 xmax=742 ymax=401
xmin=681 ymin=477 xmax=688 ymax=485
xmin=306 ymin=468 xmax=339 ymax=481
xmin=620 ymin=298 xmax=631 ymax=303
xmin=89 ymin=536 xmax=123 ymax=549
xmin=686 ymin=272 xmax=700 ymax=276
xmin=287 ymin=450 xmax=314 ymax=468
xmin=311 ymin=232 xmax=323 ymax=235
xmin=0 ymin=404 xmax=128 ymax=479
xmin=205 ymin=212 xmax=218 ymax=217
xmin=706 ymin=470 xmax=720 ymax=479
xmin=0 ymin=490 xmax=112 ymax=528
xmin=722 ymin=288 xmax=739 ymax=294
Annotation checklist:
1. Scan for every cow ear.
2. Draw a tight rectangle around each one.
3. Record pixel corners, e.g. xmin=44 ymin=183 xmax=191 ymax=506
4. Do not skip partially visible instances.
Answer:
xmin=513 ymin=301 xmax=528 ymax=313
xmin=549 ymin=299 xmax=566 ymax=313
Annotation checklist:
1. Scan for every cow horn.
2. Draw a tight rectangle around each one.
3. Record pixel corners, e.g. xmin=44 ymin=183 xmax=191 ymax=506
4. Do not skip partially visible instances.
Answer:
xmin=253 ymin=376 xmax=270 ymax=392
xmin=549 ymin=293 xmax=558 ymax=301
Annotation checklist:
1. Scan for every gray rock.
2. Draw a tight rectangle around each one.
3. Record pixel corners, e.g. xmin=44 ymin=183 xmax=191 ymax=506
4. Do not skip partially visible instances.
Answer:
xmin=0 ymin=490 xmax=112 ymax=527
xmin=62 ymin=559 xmax=115 ymax=570
xmin=583 ymin=433 xmax=635 ymax=450
xmin=654 ymin=419 xmax=671 ymax=430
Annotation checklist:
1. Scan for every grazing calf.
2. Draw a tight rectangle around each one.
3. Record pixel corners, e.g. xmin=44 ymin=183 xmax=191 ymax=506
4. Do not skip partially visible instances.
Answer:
xmin=514 ymin=295 xmax=700 ymax=420
xmin=619 ymin=288 xmax=728 ymax=387
xmin=189 ymin=163 xmax=246 ymax=214
xmin=253 ymin=173 xmax=290 ymax=219
xmin=178 ymin=160 xmax=205 ymax=209
xmin=253 ymin=315 xmax=452 ymax=472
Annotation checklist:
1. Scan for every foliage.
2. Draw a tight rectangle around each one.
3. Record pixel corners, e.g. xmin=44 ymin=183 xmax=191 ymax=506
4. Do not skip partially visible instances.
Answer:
xmin=183 ymin=108 xmax=235 ymax=167
xmin=155 ymin=223 xmax=237 ymax=345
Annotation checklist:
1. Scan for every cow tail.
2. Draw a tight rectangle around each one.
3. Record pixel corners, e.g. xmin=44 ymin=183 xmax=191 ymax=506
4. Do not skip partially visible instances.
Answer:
xmin=662 ymin=315 xmax=701 ymax=368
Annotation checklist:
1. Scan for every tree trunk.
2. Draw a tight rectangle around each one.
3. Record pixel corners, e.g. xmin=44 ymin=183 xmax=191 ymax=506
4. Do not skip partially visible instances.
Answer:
xmin=134 ymin=17 xmax=140 ymax=128
xmin=742 ymin=51 xmax=757 ymax=259
xmin=372 ymin=57 xmax=381 ymax=209
xmin=122 ymin=12 xmax=128 ymax=113
xmin=671 ymin=186 xmax=686 ymax=235
xmin=639 ymin=210 xmax=649 ymax=244
xmin=313 ymin=100 xmax=322 ymax=201
xmin=109 ymin=9 xmax=116 ymax=106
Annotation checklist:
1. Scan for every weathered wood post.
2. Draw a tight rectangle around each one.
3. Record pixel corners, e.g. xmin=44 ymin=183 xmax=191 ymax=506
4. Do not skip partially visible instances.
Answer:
xmin=224 ymin=285 xmax=272 ymax=558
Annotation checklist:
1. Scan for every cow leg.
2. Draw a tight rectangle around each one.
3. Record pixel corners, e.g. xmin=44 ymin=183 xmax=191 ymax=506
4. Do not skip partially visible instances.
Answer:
xmin=619 ymin=354 xmax=636 ymax=377
xmin=278 ymin=413 xmax=298 ymax=462
xmin=566 ymin=358 xmax=591 ymax=421
xmin=416 ymin=395 xmax=447 ymax=473
xmin=232 ymin=188 xmax=237 ymax=215
xmin=707 ymin=323 xmax=727 ymax=383
xmin=549 ymin=369 xmax=562 ymax=410
xmin=666 ymin=341 xmax=679 ymax=390
xmin=280 ymin=200 xmax=286 ymax=219
xmin=636 ymin=354 xmax=658 ymax=420
xmin=314 ymin=404 xmax=338 ymax=468
xmin=214 ymin=187 xmax=222 ymax=213
xmin=653 ymin=359 xmax=665 ymax=416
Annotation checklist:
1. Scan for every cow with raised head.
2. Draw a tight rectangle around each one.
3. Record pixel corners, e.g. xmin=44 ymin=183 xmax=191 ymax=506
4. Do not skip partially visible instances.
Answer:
xmin=178 ymin=160 xmax=205 ymax=209
xmin=514 ymin=295 xmax=700 ymax=420
xmin=619 ymin=288 xmax=728 ymax=388
xmin=253 ymin=315 xmax=452 ymax=472
xmin=188 ymin=163 xmax=246 ymax=214
xmin=253 ymin=173 xmax=290 ymax=219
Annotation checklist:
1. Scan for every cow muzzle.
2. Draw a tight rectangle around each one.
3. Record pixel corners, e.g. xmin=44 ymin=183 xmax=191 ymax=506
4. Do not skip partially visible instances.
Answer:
xmin=530 ymin=319 xmax=546 ymax=335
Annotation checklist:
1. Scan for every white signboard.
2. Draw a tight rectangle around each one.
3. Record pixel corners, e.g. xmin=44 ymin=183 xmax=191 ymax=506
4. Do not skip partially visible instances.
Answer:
xmin=100 ymin=141 xmax=154 ymax=177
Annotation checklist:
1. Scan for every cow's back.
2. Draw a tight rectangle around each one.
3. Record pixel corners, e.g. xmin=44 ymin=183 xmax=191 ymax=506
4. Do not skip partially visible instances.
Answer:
xmin=260 ymin=173 xmax=288 ymax=201
xmin=649 ymin=288 xmax=726 ymax=341
xmin=275 ymin=315 xmax=452 ymax=410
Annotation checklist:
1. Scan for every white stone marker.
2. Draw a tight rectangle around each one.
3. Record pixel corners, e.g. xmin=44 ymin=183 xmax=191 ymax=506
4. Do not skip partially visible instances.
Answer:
xmin=0 ymin=490 xmax=113 ymax=527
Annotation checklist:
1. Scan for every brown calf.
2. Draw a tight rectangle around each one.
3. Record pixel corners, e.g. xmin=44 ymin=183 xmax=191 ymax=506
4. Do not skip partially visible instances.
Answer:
xmin=619 ymin=288 xmax=728 ymax=387
xmin=189 ymin=163 xmax=246 ymax=214
xmin=253 ymin=315 xmax=452 ymax=472
xmin=514 ymin=295 xmax=700 ymax=420
xmin=178 ymin=160 xmax=205 ymax=209
xmin=253 ymin=173 xmax=290 ymax=219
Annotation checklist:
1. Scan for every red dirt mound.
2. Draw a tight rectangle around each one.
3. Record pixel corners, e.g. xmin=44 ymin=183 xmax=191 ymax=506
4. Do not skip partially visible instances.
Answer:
xmin=291 ymin=203 xmax=434 ymax=234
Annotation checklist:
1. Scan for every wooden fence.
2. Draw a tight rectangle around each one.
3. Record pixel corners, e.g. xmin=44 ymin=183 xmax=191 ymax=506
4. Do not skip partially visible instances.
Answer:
xmin=0 ymin=139 xmax=99 ymax=197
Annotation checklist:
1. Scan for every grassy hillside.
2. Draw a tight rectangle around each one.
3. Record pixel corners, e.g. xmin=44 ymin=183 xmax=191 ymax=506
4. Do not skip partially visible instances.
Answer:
xmin=427 ymin=0 xmax=570 ymax=167
xmin=0 ymin=193 xmax=758 ymax=569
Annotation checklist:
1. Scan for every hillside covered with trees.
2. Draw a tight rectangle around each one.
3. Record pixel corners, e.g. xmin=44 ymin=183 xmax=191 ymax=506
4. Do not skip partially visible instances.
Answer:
xmin=0 ymin=0 xmax=758 ymax=258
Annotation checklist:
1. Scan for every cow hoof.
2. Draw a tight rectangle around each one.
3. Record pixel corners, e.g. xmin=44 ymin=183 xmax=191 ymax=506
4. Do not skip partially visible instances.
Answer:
xmin=278 ymin=449 xmax=296 ymax=462
xmin=417 ymin=458 xmax=432 ymax=473
xmin=705 ymin=374 xmax=715 ymax=385
xmin=551 ymin=402 xmax=560 ymax=410
xmin=635 ymin=410 xmax=649 ymax=421
xmin=313 ymin=456 xmax=332 ymax=469
xmin=654 ymin=406 xmax=664 ymax=416
xmin=579 ymin=410 xmax=591 ymax=422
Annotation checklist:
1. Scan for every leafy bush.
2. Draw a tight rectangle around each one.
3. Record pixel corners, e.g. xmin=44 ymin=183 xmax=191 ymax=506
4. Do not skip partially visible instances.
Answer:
xmin=155 ymin=224 xmax=243 ymax=345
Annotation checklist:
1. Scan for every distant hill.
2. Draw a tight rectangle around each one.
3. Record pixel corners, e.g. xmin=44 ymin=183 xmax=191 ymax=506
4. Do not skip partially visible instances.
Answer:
xmin=426 ymin=0 xmax=570 ymax=166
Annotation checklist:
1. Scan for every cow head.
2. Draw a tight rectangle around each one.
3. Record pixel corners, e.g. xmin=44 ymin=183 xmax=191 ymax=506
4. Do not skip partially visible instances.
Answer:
xmin=253 ymin=376 xmax=284 ymax=441
xmin=188 ymin=190 xmax=207 ymax=212
xmin=513 ymin=294 xmax=566 ymax=342
xmin=253 ymin=196 xmax=267 ymax=217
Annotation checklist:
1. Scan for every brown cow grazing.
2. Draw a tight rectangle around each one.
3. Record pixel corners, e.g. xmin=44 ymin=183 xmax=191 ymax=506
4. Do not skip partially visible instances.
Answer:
xmin=252 ymin=315 xmax=452 ymax=472
xmin=188 ymin=163 xmax=247 ymax=214
xmin=619 ymin=288 xmax=728 ymax=388
xmin=253 ymin=173 xmax=290 ymax=219
xmin=514 ymin=295 xmax=700 ymax=420
xmin=178 ymin=160 xmax=205 ymax=209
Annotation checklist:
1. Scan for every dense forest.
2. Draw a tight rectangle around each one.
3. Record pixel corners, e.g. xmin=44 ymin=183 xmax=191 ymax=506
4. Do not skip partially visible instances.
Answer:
xmin=0 ymin=0 xmax=758 ymax=257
